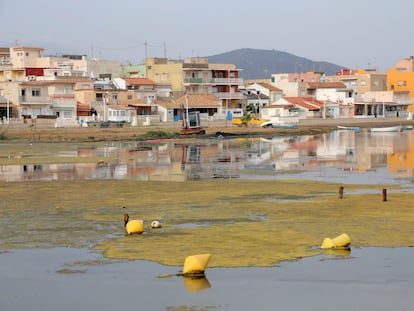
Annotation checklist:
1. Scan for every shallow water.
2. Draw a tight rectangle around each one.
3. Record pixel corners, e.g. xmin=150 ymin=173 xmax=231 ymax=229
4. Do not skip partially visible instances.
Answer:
xmin=1 ymin=130 xmax=414 ymax=310
xmin=1 ymin=130 xmax=414 ymax=190
xmin=1 ymin=247 xmax=413 ymax=311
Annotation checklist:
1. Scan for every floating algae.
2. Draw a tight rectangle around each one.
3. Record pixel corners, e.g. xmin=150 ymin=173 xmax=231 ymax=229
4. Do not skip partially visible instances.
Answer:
xmin=1 ymin=179 xmax=413 ymax=267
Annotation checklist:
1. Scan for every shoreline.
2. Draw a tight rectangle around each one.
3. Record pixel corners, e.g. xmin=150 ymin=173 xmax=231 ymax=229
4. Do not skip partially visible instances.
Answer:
xmin=1 ymin=117 xmax=413 ymax=142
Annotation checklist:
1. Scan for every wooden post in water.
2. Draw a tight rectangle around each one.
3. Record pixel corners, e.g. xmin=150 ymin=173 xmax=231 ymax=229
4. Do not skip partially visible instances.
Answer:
xmin=339 ymin=186 xmax=344 ymax=199
xmin=382 ymin=188 xmax=387 ymax=201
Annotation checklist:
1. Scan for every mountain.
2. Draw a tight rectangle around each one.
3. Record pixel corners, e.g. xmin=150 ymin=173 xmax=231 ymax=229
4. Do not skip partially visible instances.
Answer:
xmin=206 ymin=48 xmax=344 ymax=80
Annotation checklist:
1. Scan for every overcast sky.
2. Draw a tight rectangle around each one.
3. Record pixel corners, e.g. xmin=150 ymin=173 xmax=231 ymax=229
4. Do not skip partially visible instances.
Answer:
xmin=1 ymin=0 xmax=413 ymax=72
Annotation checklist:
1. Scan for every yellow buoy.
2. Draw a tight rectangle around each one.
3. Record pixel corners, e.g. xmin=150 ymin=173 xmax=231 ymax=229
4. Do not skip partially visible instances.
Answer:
xmin=320 ymin=237 xmax=335 ymax=249
xmin=182 ymin=254 xmax=211 ymax=276
xmin=321 ymin=233 xmax=351 ymax=249
xmin=332 ymin=233 xmax=351 ymax=248
xmin=125 ymin=219 xmax=144 ymax=235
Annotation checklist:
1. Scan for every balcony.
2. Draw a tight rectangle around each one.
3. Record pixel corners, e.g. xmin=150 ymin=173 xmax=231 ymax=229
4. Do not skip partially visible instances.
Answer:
xmin=183 ymin=78 xmax=244 ymax=85
xmin=183 ymin=78 xmax=214 ymax=84
xmin=213 ymin=78 xmax=244 ymax=85
xmin=19 ymin=96 xmax=51 ymax=105
xmin=213 ymin=92 xmax=244 ymax=100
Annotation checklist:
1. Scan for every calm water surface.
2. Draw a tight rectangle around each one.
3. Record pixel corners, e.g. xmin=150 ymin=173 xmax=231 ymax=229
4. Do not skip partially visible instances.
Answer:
xmin=1 ymin=247 xmax=413 ymax=311
xmin=1 ymin=129 xmax=414 ymax=189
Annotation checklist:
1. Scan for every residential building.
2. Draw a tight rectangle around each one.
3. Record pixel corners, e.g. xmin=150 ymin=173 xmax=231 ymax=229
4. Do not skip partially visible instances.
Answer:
xmin=146 ymin=57 xmax=243 ymax=119
xmin=118 ymin=77 xmax=169 ymax=116
xmin=355 ymin=90 xmax=410 ymax=118
xmin=270 ymin=72 xmax=323 ymax=97
xmin=120 ymin=64 xmax=146 ymax=78
xmin=387 ymin=56 xmax=414 ymax=113
xmin=16 ymin=79 xmax=86 ymax=126
xmin=327 ymin=68 xmax=387 ymax=101
xmin=263 ymin=97 xmax=325 ymax=120
xmin=245 ymin=82 xmax=283 ymax=103
xmin=157 ymin=94 xmax=222 ymax=122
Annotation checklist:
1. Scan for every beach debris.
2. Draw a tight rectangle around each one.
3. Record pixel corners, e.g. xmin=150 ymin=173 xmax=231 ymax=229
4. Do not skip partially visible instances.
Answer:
xmin=151 ymin=220 xmax=161 ymax=228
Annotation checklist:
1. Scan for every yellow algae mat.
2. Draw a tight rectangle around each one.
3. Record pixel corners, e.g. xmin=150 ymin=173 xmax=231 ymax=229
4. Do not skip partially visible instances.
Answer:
xmin=1 ymin=179 xmax=413 ymax=267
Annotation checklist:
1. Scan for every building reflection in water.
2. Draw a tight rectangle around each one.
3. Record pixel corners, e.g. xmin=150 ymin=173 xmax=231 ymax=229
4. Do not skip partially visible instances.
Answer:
xmin=1 ymin=130 xmax=413 ymax=184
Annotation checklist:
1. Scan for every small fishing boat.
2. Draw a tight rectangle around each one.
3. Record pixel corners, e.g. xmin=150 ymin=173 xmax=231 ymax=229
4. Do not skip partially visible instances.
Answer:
xmin=402 ymin=125 xmax=413 ymax=130
xmin=369 ymin=125 xmax=402 ymax=132
xmin=261 ymin=121 xmax=297 ymax=128
xmin=337 ymin=125 xmax=360 ymax=131
xmin=272 ymin=124 xmax=297 ymax=129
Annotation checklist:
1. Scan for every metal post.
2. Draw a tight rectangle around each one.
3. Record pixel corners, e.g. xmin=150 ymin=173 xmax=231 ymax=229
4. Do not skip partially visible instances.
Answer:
xmin=257 ymin=92 xmax=261 ymax=119
xmin=6 ymin=97 xmax=10 ymax=124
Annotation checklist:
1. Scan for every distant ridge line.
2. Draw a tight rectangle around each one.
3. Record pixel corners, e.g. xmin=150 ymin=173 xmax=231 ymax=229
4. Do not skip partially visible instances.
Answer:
xmin=206 ymin=48 xmax=344 ymax=80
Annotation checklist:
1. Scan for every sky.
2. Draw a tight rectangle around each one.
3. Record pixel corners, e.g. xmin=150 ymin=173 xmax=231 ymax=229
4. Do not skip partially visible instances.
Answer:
xmin=1 ymin=0 xmax=414 ymax=72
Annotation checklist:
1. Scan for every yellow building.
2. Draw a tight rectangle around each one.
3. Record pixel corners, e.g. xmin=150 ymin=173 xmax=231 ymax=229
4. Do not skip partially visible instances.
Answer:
xmin=387 ymin=56 xmax=414 ymax=112
xmin=145 ymin=57 xmax=244 ymax=110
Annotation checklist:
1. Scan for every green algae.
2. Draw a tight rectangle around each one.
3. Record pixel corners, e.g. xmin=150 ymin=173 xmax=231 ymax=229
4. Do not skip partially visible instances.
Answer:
xmin=1 ymin=179 xmax=413 ymax=267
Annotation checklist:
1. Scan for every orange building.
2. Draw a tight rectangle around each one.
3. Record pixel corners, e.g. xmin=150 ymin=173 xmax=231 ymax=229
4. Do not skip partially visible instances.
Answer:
xmin=387 ymin=56 xmax=414 ymax=113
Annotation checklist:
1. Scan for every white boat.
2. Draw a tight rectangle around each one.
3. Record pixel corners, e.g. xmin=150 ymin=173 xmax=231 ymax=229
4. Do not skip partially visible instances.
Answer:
xmin=261 ymin=121 xmax=297 ymax=128
xmin=369 ymin=126 xmax=402 ymax=132
xmin=337 ymin=125 xmax=360 ymax=131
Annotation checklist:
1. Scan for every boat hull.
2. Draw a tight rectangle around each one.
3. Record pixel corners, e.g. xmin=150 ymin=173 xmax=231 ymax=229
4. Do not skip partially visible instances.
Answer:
xmin=337 ymin=125 xmax=360 ymax=131
xmin=370 ymin=126 xmax=401 ymax=132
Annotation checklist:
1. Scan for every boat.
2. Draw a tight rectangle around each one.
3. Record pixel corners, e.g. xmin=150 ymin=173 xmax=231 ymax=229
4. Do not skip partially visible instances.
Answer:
xmin=272 ymin=124 xmax=297 ymax=129
xmin=369 ymin=125 xmax=402 ymax=132
xmin=337 ymin=125 xmax=360 ymax=131
xmin=402 ymin=125 xmax=413 ymax=130
xmin=261 ymin=121 xmax=297 ymax=129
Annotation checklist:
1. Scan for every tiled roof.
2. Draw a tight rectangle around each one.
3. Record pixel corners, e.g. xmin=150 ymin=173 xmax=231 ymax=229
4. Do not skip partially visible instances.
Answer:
xmin=258 ymin=82 xmax=283 ymax=92
xmin=121 ymin=99 xmax=147 ymax=106
xmin=283 ymin=97 xmax=323 ymax=110
xmin=123 ymin=78 xmax=156 ymax=85
xmin=157 ymin=94 xmax=221 ymax=109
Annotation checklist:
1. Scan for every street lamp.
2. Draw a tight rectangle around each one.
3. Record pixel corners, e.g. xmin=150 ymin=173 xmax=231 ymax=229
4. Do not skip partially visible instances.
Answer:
xmin=103 ymin=92 xmax=108 ymax=121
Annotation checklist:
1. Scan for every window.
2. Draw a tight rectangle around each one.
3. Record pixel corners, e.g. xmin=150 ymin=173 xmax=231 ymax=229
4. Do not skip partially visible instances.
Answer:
xmin=32 ymin=89 xmax=41 ymax=96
